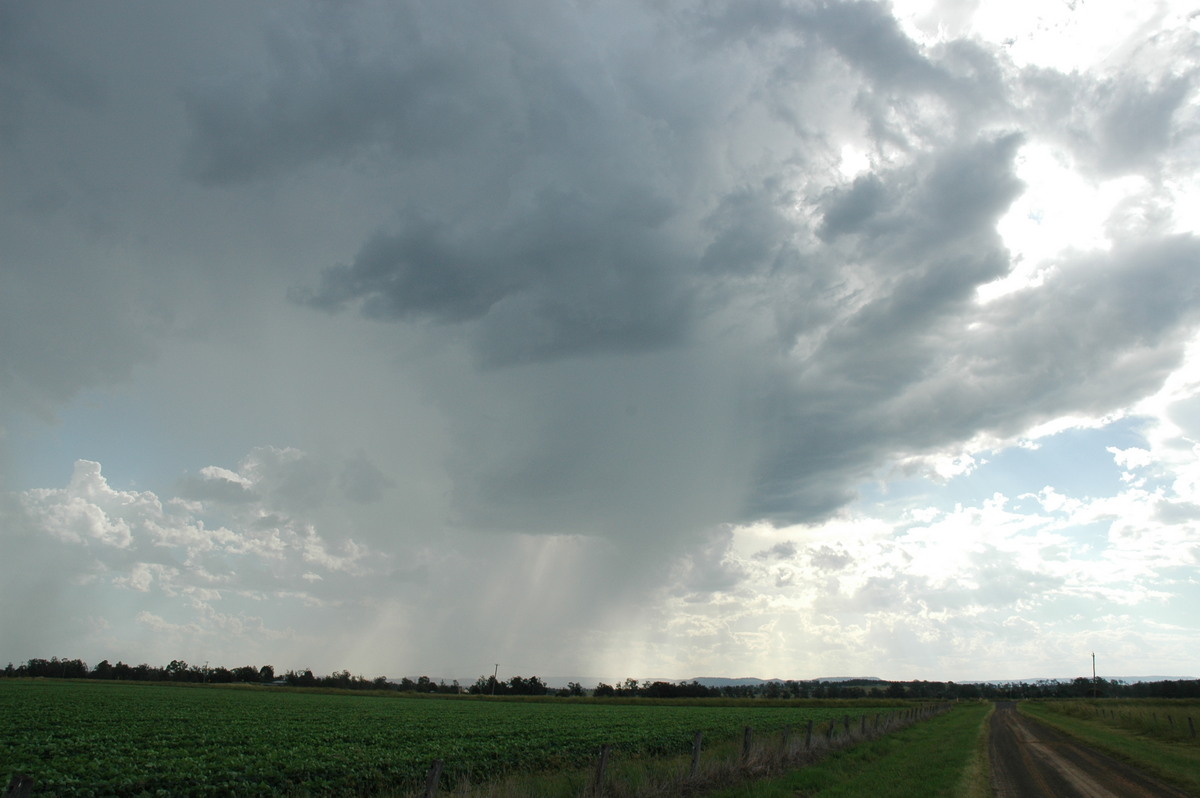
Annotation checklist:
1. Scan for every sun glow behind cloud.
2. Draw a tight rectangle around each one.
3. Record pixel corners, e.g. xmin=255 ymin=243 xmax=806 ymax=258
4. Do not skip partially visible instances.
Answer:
xmin=893 ymin=0 xmax=1196 ymax=71
xmin=697 ymin=438 xmax=1200 ymax=678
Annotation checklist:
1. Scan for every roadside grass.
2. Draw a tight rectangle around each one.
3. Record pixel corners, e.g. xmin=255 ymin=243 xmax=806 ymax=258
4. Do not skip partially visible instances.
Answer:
xmin=954 ymin=701 xmax=993 ymax=798
xmin=1019 ymin=701 xmax=1200 ymax=795
xmin=440 ymin=705 xmax=960 ymax=798
xmin=1025 ymin=699 xmax=1200 ymax=744
xmin=703 ymin=701 xmax=992 ymax=798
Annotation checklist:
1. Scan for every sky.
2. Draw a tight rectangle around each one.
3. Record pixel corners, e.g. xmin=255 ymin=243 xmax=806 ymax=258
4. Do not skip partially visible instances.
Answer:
xmin=2 ymin=0 xmax=1199 ymax=685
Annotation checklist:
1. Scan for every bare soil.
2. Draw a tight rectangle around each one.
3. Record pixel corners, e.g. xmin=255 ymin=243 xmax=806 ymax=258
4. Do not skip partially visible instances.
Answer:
xmin=989 ymin=701 xmax=1195 ymax=798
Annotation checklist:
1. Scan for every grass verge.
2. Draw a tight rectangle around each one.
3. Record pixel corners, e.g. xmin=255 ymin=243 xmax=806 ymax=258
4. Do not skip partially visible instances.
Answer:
xmin=954 ymin=701 xmax=993 ymax=798
xmin=703 ymin=701 xmax=992 ymax=798
xmin=1018 ymin=702 xmax=1200 ymax=795
xmin=437 ymin=704 xmax=956 ymax=798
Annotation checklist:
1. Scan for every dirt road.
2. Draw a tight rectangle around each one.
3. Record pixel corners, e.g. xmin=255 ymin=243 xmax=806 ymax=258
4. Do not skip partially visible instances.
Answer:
xmin=989 ymin=701 xmax=1195 ymax=798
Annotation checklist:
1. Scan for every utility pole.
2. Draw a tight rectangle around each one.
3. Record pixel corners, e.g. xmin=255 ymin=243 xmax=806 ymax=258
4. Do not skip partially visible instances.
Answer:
xmin=1092 ymin=652 xmax=1097 ymax=696
xmin=492 ymin=663 xmax=499 ymax=696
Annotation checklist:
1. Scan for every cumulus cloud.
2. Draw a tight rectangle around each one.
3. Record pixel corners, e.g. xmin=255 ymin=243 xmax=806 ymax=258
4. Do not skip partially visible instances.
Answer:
xmin=644 ymin=462 xmax=1197 ymax=677
xmin=1 ymin=454 xmax=380 ymax=666
xmin=20 ymin=461 xmax=148 ymax=549
xmin=177 ymin=466 xmax=258 ymax=504
xmin=1017 ymin=20 xmax=1199 ymax=178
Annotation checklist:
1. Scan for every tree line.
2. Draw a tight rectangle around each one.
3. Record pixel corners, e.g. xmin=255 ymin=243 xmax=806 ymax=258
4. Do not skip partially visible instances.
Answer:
xmin=4 ymin=658 xmax=1198 ymax=700
xmin=4 ymin=657 xmax=279 ymax=685
xmin=0 ymin=657 xmax=511 ymax=695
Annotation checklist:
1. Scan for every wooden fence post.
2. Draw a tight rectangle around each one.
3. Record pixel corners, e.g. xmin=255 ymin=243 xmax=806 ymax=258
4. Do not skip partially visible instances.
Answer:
xmin=843 ymin=715 xmax=850 ymax=734
xmin=592 ymin=744 xmax=611 ymax=796
xmin=741 ymin=726 xmax=754 ymax=764
xmin=422 ymin=760 xmax=443 ymax=798
xmin=860 ymin=715 xmax=866 ymax=735
xmin=1188 ymin=716 xmax=1195 ymax=738
xmin=781 ymin=724 xmax=791 ymax=754
xmin=690 ymin=731 xmax=703 ymax=778
xmin=805 ymin=719 xmax=814 ymax=749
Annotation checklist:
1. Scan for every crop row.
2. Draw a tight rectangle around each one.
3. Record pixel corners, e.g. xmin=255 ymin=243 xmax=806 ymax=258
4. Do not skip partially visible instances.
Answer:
xmin=0 ymin=680 xmax=902 ymax=796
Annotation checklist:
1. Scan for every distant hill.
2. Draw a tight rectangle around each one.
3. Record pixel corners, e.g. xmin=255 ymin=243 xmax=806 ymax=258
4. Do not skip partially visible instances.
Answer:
xmin=687 ymin=676 xmax=883 ymax=687
xmin=460 ymin=674 xmax=1196 ymax=690
xmin=965 ymin=675 xmax=1198 ymax=685
xmin=685 ymin=677 xmax=771 ymax=688
xmin=537 ymin=675 xmax=886 ymax=689
xmin=539 ymin=676 xmax=619 ymax=689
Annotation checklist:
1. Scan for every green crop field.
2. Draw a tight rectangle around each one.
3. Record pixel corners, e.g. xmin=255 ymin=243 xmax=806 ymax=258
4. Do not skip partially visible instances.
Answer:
xmin=0 ymin=680 xmax=903 ymax=796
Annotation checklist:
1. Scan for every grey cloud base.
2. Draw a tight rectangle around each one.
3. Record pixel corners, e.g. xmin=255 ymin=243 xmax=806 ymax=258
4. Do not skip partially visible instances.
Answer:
xmin=185 ymin=0 xmax=1200 ymax=532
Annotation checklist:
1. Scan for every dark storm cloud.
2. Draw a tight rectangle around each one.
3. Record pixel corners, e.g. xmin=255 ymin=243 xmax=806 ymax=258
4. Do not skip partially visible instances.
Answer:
xmin=817 ymin=174 xmax=888 ymax=241
xmin=296 ymin=222 xmax=517 ymax=323
xmin=819 ymin=134 xmax=1025 ymax=249
xmin=296 ymin=187 xmax=690 ymax=364
xmin=268 ymin=0 xmax=1200 ymax=531
xmin=801 ymin=0 xmax=948 ymax=91
xmin=0 ymin=233 xmax=163 ymax=420
xmin=745 ymin=133 xmax=1026 ymax=521
xmin=0 ymin=3 xmax=105 ymax=127
xmin=181 ymin=45 xmax=495 ymax=185
xmin=5 ymin=0 xmax=1200 ymax=561
xmin=701 ymin=0 xmax=1009 ymax=128
xmin=968 ymin=234 xmax=1200 ymax=416
xmin=700 ymin=182 xmax=800 ymax=276
xmin=1093 ymin=73 xmax=1195 ymax=174
xmin=741 ymin=145 xmax=1200 ymax=525
xmin=815 ymin=135 xmax=1024 ymax=349
xmin=177 ymin=1 xmax=700 ymax=365
xmin=339 ymin=451 xmax=394 ymax=504
xmin=842 ymin=231 xmax=1200 ymax=476
xmin=179 ymin=2 xmax=661 ymax=190
xmin=1019 ymin=37 xmax=1199 ymax=178
xmin=274 ymin=0 xmax=1022 ymax=379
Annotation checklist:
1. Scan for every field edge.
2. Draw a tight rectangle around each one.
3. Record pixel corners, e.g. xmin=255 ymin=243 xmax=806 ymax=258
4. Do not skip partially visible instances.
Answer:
xmin=1017 ymin=701 xmax=1200 ymax=795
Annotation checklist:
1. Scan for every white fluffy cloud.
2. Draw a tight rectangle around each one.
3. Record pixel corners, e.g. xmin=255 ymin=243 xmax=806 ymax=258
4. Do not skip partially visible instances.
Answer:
xmin=3 ymin=454 xmax=379 ymax=668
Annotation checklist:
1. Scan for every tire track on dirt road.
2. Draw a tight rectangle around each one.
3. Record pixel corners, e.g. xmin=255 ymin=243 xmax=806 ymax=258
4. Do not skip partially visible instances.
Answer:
xmin=989 ymin=701 xmax=1195 ymax=798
